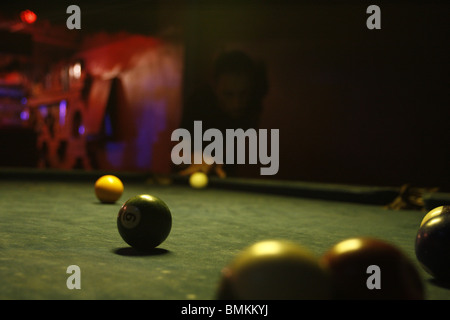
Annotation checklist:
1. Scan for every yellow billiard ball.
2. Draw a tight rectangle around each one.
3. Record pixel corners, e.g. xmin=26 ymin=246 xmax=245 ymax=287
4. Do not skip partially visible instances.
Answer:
xmin=189 ymin=172 xmax=208 ymax=189
xmin=95 ymin=175 xmax=124 ymax=203
xmin=217 ymin=240 xmax=332 ymax=300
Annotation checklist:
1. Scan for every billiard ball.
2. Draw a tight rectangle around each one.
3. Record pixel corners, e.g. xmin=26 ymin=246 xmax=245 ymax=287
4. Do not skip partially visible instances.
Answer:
xmin=320 ymin=237 xmax=424 ymax=300
xmin=415 ymin=209 xmax=450 ymax=281
xmin=94 ymin=175 xmax=124 ymax=203
xmin=117 ymin=194 xmax=172 ymax=251
xmin=216 ymin=240 xmax=332 ymax=300
xmin=420 ymin=206 xmax=448 ymax=227
xmin=189 ymin=172 xmax=208 ymax=189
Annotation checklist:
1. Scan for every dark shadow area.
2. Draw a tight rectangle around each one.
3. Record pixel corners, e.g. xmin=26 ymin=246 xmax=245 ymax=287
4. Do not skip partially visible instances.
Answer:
xmin=0 ymin=167 xmax=150 ymax=183
xmin=93 ymin=201 xmax=121 ymax=205
xmin=113 ymin=247 xmax=170 ymax=257
xmin=429 ymin=278 xmax=450 ymax=290
xmin=172 ymin=175 xmax=401 ymax=206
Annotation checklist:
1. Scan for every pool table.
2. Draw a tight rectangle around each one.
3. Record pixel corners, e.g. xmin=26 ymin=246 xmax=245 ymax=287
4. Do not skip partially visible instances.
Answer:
xmin=1 ymin=168 xmax=449 ymax=302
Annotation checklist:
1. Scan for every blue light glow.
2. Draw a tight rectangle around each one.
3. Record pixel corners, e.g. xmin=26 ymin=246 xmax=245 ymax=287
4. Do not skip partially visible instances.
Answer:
xmin=59 ymin=100 xmax=67 ymax=125
xmin=20 ymin=109 xmax=30 ymax=121
xmin=78 ymin=125 xmax=85 ymax=135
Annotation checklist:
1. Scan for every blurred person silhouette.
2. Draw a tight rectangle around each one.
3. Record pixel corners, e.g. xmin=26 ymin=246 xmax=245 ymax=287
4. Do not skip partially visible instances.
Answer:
xmin=177 ymin=50 xmax=268 ymax=178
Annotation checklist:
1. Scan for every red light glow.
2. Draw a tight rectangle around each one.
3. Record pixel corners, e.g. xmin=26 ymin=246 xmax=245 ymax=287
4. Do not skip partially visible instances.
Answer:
xmin=20 ymin=10 xmax=37 ymax=24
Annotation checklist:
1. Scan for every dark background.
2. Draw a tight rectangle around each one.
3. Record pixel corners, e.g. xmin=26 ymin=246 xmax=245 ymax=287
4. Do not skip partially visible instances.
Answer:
xmin=1 ymin=1 xmax=449 ymax=190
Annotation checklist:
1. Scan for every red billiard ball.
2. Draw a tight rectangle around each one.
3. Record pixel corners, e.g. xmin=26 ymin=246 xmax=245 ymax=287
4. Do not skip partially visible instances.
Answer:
xmin=415 ymin=206 xmax=450 ymax=281
xmin=216 ymin=240 xmax=332 ymax=300
xmin=320 ymin=237 xmax=425 ymax=300
xmin=117 ymin=195 xmax=172 ymax=251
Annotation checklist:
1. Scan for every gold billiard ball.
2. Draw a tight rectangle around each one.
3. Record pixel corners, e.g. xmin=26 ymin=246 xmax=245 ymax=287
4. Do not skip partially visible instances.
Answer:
xmin=94 ymin=175 xmax=124 ymax=203
xmin=217 ymin=240 xmax=332 ymax=300
xmin=189 ymin=172 xmax=209 ymax=189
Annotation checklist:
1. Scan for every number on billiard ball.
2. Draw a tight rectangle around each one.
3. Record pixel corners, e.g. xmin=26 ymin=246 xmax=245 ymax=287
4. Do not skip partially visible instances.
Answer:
xmin=117 ymin=194 xmax=172 ymax=251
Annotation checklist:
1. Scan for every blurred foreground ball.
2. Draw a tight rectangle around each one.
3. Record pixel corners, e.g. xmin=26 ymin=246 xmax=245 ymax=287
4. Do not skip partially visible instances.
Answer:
xmin=420 ymin=206 xmax=447 ymax=227
xmin=217 ymin=240 xmax=332 ymax=300
xmin=321 ymin=237 xmax=424 ymax=300
xmin=416 ymin=206 xmax=450 ymax=281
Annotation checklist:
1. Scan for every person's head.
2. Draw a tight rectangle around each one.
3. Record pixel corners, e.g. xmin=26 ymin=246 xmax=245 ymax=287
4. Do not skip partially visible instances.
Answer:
xmin=212 ymin=51 xmax=261 ymax=119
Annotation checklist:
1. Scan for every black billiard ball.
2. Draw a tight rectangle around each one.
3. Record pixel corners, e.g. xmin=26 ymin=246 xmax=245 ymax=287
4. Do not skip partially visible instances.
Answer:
xmin=117 ymin=194 xmax=172 ymax=251
xmin=415 ymin=207 xmax=450 ymax=281
xmin=320 ymin=237 xmax=425 ymax=300
xmin=216 ymin=240 xmax=332 ymax=300
xmin=420 ymin=206 xmax=448 ymax=227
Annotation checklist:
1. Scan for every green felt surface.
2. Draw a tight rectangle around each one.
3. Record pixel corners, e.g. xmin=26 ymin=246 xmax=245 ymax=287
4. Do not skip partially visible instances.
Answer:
xmin=1 ymin=175 xmax=450 ymax=300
